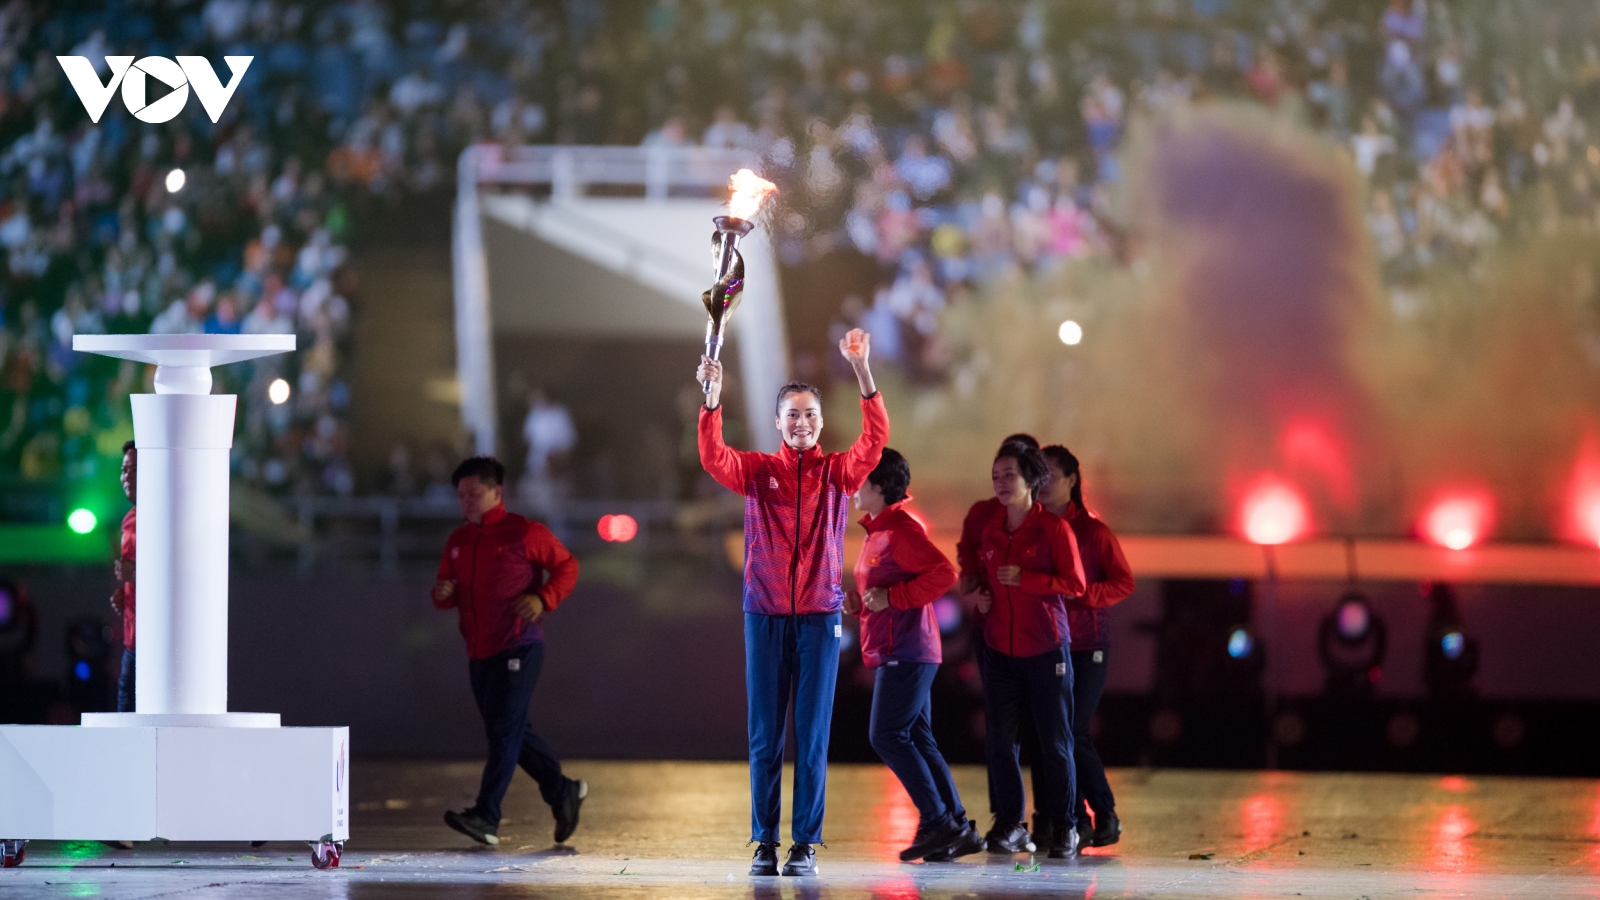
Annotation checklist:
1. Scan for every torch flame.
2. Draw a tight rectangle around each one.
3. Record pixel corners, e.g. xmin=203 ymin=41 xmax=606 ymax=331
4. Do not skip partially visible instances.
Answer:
xmin=728 ymin=169 xmax=777 ymax=220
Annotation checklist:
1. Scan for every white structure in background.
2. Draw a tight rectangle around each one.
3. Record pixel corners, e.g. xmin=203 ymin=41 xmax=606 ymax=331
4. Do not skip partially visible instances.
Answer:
xmin=0 ymin=335 xmax=348 ymax=871
xmin=453 ymin=145 xmax=790 ymax=454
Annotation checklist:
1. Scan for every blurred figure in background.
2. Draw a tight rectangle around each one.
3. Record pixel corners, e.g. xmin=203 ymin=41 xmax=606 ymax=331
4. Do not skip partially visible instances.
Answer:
xmin=109 ymin=440 xmax=136 ymax=713
xmin=519 ymin=388 xmax=577 ymax=511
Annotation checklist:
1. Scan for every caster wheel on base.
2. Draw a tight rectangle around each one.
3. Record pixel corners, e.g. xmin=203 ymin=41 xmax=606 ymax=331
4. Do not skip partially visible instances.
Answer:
xmin=1 ymin=841 xmax=26 ymax=868
xmin=309 ymin=840 xmax=342 ymax=869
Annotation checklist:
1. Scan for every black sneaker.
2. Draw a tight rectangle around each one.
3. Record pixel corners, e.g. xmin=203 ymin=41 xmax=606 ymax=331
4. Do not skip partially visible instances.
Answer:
xmin=898 ymin=815 xmax=968 ymax=862
xmin=444 ymin=808 xmax=500 ymax=846
xmin=749 ymin=840 xmax=780 ymax=876
xmin=1076 ymin=816 xmax=1094 ymax=852
xmin=780 ymin=842 xmax=817 ymax=876
xmin=1091 ymin=808 xmax=1122 ymax=847
xmin=1048 ymin=823 xmax=1080 ymax=859
xmin=923 ymin=818 xmax=987 ymax=862
xmin=985 ymin=821 xmax=1034 ymax=854
xmin=553 ymin=779 xmax=588 ymax=844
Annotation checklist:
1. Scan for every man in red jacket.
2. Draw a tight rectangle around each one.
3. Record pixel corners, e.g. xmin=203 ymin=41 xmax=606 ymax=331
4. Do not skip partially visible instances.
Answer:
xmin=433 ymin=457 xmax=586 ymax=847
xmin=697 ymin=327 xmax=887 ymax=877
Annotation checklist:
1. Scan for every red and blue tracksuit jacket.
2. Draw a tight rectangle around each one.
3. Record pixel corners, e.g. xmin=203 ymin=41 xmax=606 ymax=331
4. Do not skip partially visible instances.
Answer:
xmin=1061 ymin=502 xmax=1135 ymax=652
xmin=850 ymin=500 xmax=957 ymax=667
xmin=435 ymin=503 xmax=579 ymax=660
xmin=978 ymin=502 xmax=1087 ymax=658
xmin=699 ymin=393 xmax=890 ymax=615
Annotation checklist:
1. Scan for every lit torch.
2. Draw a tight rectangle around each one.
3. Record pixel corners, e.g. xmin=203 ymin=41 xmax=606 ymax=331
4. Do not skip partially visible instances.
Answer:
xmin=701 ymin=169 xmax=778 ymax=394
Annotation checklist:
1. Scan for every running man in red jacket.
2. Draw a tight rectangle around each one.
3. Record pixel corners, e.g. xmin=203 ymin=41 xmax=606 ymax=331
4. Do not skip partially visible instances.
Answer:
xmin=433 ymin=457 xmax=586 ymax=848
xmin=697 ymin=327 xmax=887 ymax=877
xmin=844 ymin=448 xmax=985 ymax=862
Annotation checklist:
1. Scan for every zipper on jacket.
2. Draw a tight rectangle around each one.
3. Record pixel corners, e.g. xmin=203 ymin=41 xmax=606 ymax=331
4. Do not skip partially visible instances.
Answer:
xmin=467 ymin=524 xmax=481 ymax=656
xmin=790 ymin=451 xmax=803 ymax=616
xmin=1003 ymin=531 xmax=1015 ymax=656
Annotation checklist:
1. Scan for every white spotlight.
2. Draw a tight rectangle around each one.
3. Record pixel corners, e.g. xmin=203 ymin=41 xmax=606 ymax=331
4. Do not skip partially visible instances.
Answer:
xmin=1058 ymin=319 xmax=1083 ymax=345
xmin=268 ymin=378 xmax=291 ymax=405
xmin=166 ymin=168 xmax=186 ymax=192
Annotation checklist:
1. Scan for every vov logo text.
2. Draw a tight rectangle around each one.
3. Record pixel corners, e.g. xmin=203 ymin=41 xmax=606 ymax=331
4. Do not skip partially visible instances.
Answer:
xmin=58 ymin=56 xmax=252 ymax=124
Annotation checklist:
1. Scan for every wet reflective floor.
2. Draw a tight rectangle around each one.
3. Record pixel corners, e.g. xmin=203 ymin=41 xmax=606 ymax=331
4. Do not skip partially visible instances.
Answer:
xmin=4 ymin=761 xmax=1600 ymax=898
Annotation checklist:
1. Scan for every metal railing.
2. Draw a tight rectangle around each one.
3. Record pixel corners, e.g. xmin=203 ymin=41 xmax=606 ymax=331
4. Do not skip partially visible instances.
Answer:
xmin=288 ymin=495 xmax=689 ymax=576
xmin=468 ymin=144 xmax=762 ymax=200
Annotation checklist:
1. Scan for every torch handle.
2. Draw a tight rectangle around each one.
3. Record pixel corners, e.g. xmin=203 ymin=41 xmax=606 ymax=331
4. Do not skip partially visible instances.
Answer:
xmin=702 ymin=332 xmax=724 ymax=394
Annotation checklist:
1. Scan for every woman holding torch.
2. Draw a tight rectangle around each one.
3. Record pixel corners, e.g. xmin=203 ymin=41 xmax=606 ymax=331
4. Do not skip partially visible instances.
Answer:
xmin=696 ymin=327 xmax=887 ymax=877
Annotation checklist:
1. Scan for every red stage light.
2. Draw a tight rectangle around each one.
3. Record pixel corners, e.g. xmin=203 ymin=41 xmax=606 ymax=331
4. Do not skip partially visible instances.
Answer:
xmin=1564 ymin=434 xmax=1600 ymax=548
xmin=598 ymin=514 xmax=638 ymax=542
xmin=1420 ymin=493 xmax=1492 ymax=551
xmin=1240 ymin=478 xmax=1310 ymax=545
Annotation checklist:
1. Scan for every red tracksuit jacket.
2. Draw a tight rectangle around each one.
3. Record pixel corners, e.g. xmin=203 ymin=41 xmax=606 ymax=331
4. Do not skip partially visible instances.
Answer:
xmin=435 ymin=504 xmax=579 ymax=660
xmin=956 ymin=497 xmax=1003 ymax=589
xmin=120 ymin=508 xmax=136 ymax=650
xmin=851 ymin=500 xmax=957 ymax=667
xmin=978 ymin=502 xmax=1087 ymax=658
xmin=699 ymin=393 xmax=890 ymax=616
xmin=1061 ymin=502 xmax=1135 ymax=651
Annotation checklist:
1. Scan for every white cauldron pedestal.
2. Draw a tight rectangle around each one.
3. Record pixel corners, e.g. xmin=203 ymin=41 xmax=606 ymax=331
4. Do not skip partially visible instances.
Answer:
xmin=0 ymin=335 xmax=349 ymax=870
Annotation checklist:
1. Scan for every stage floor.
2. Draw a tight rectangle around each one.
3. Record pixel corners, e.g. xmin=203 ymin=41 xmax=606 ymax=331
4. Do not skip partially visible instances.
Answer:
xmin=3 ymin=761 xmax=1598 ymax=898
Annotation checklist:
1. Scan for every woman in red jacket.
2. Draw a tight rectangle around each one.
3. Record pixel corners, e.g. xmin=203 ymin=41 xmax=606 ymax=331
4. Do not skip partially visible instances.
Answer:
xmin=844 ymin=449 xmax=984 ymax=862
xmin=976 ymin=440 xmax=1086 ymax=858
xmin=1040 ymin=444 xmax=1134 ymax=849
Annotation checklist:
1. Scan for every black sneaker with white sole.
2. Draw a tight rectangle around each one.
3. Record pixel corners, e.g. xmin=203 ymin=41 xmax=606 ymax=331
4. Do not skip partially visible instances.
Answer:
xmin=444 ymin=808 xmax=500 ymax=845
xmin=553 ymin=779 xmax=588 ymax=844
xmin=939 ymin=819 xmax=988 ymax=860
xmin=1048 ymin=824 xmax=1081 ymax=859
xmin=749 ymin=840 xmax=780 ymax=875
xmin=780 ymin=842 xmax=817 ymax=876
xmin=898 ymin=815 xmax=968 ymax=862
xmin=921 ymin=817 xmax=987 ymax=862
xmin=985 ymin=821 xmax=1034 ymax=854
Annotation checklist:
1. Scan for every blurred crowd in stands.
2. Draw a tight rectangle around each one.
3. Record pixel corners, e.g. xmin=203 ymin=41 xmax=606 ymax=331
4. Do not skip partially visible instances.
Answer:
xmin=3 ymin=0 xmax=1598 ymax=495
xmin=611 ymin=0 xmax=1600 ymax=379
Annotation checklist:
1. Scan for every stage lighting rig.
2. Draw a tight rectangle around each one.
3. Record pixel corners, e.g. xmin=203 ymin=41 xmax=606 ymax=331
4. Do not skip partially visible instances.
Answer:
xmin=1318 ymin=591 xmax=1387 ymax=697
xmin=1151 ymin=579 xmax=1266 ymax=699
xmin=1423 ymin=583 xmax=1479 ymax=700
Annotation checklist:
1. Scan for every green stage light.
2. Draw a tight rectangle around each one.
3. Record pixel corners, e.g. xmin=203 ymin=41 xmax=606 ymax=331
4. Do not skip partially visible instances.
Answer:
xmin=67 ymin=508 xmax=98 ymax=534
